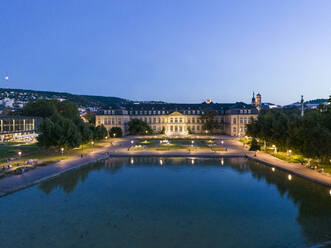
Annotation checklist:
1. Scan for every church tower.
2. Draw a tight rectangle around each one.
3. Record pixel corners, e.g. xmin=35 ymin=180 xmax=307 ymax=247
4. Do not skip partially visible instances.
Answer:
xmin=251 ymin=92 xmax=256 ymax=105
xmin=256 ymin=93 xmax=262 ymax=111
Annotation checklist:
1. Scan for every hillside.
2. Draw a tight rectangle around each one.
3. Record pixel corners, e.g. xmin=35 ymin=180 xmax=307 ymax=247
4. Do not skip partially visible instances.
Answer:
xmin=0 ymin=88 xmax=131 ymax=108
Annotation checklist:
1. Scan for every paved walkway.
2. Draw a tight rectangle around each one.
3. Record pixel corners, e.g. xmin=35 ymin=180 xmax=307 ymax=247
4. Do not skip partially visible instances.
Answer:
xmin=1 ymin=136 xmax=330 ymax=197
xmin=228 ymin=139 xmax=331 ymax=187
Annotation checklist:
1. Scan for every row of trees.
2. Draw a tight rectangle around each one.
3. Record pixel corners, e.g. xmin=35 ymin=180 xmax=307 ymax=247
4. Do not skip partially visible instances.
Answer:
xmin=23 ymin=99 xmax=108 ymax=149
xmin=246 ymin=99 xmax=331 ymax=162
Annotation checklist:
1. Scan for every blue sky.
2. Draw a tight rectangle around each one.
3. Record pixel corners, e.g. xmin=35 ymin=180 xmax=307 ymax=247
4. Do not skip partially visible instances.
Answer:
xmin=1 ymin=0 xmax=330 ymax=105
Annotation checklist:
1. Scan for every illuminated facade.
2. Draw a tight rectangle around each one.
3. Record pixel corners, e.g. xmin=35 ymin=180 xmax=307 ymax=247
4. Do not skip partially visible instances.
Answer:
xmin=96 ymin=100 xmax=258 ymax=136
xmin=0 ymin=116 xmax=42 ymax=142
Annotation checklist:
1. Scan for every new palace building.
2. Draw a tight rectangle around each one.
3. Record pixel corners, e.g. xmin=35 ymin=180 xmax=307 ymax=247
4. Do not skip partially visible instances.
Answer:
xmin=95 ymin=99 xmax=259 ymax=136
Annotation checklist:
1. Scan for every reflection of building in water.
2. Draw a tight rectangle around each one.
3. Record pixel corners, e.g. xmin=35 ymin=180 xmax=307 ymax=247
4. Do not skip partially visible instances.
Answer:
xmin=96 ymin=98 xmax=259 ymax=136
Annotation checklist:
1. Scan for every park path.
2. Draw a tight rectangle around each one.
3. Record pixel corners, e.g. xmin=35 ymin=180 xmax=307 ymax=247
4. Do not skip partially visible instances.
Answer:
xmin=1 ymin=136 xmax=330 ymax=197
xmin=0 ymin=139 xmax=129 ymax=197
xmin=227 ymin=138 xmax=331 ymax=187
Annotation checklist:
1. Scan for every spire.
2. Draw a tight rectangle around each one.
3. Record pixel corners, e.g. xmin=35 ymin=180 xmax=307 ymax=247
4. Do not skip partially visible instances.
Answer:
xmin=301 ymin=95 xmax=304 ymax=117
xmin=251 ymin=91 xmax=256 ymax=105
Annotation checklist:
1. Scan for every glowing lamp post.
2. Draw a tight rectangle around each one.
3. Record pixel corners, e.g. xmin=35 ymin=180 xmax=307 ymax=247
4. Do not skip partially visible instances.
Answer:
xmin=18 ymin=151 xmax=22 ymax=159
xmin=272 ymin=144 xmax=277 ymax=154
xmin=91 ymin=141 xmax=94 ymax=151
xmin=113 ymin=133 xmax=116 ymax=138
xmin=287 ymin=149 xmax=292 ymax=157
xmin=61 ymin=147 xmax=64 ymax=156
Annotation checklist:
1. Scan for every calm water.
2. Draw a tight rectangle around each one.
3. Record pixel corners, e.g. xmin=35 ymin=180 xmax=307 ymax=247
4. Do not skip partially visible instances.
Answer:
xmin=0 ymin=157 xmax=330 ymax=248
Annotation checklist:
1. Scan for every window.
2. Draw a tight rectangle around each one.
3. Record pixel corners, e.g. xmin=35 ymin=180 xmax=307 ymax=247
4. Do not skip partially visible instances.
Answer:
xmin=170 ymin=126 xmax=173 ymax=131
xmin=179 ymin=126 xmax=182 ymax=132
xmin=179 ymin=118 xmax=182 ymax=123
xmin=192 ymin=126 xmax=195 ymax=131
xmin=175 ymin=118 xmax=178 ymax=123
xmin=192 ymin=118 xmax=195 ymax=123
xmin=233 ymin=118 xmax=236 ymax=124
xmin=240 ymin=117 xmax=243 ymax=124
xmin=170 ymin=118 xmax=173 ymax=123
xmin=197 ymin=125 xmax=200 ymax=130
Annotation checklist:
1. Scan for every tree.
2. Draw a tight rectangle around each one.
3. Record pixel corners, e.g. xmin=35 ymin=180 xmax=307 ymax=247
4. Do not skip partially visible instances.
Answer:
xmin=37 ymin=113 xmax=82 ymax=149
xmin=109 ymin=127 xmax=123 ymax=137
xmin=127 ymin=119 xmax=153 ymax=135
xmin=84 ymin=109 xmax=96 ymax=124
xmin=77 ymin=121 xmax=93 ymax=144
xmin=23 ymin=99 xmax=57 ymax=118
xmin=200 ymin=110 xmax=218 ymax=134
xmin=1 ymin=108 xmax=14 ymax=115
xmin=91 ymin=125 xmax=108 ymax=140
xmin=249 ymin=137 xmax=260 ymax=151
xmin=246 ymin=108 xmax=331 ymax=163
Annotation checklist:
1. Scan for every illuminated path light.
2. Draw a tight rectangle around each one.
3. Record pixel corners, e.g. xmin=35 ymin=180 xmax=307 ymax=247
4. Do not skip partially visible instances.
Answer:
xmin=288 ymin=174 xmax=292 ymax=181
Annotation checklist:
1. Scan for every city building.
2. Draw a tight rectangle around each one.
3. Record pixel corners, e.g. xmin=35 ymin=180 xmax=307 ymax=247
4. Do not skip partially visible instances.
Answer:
xmin=0 ymin=116 xmax=42 ymax=142
xmin=96 ymin=98 xmax=259 ymax=136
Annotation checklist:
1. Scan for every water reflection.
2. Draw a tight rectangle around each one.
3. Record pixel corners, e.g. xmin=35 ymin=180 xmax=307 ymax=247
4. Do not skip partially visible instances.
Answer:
xmin=36 ymin=157 xmax=331 ymax=245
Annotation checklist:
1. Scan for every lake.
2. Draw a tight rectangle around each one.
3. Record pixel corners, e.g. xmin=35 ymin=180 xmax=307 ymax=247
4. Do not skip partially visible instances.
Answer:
xmin=0 ymin=157 xmax=330 ymax=248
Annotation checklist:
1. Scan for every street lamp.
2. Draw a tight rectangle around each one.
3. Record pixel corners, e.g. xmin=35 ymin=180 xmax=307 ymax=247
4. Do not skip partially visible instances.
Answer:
xmin=272 ymin=144 xmax=277 ymax=154
xmin=61 ymin=147 xmax=64 ymax=156
xmin=91 ymin=141 xmax=94 ymax=151
xmin=287 ymin=149 xmax=292 ymax=157
xmin=113 ymin=133 xmax=116 ymax=138
xmin=18 ymin=151 xmax=22 ymax=159
xmin=130 ymin=140 xmax=134 ymax=145
xmin=145 ymin=130 xmax=148 ymax=135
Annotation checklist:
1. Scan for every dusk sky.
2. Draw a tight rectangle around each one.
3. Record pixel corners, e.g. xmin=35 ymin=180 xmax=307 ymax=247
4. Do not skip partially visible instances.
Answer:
xmin=1 ymin=0 xmax=331 ymax=105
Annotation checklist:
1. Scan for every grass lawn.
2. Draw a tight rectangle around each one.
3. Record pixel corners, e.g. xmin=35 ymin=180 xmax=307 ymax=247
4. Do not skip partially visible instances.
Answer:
xmin=132 ymin=138 xmax=224 ymax=151
xmin=240 ymin=139 xmax=331 ymax=175
xmin=0 ymin=140 xmax=110 ymax=177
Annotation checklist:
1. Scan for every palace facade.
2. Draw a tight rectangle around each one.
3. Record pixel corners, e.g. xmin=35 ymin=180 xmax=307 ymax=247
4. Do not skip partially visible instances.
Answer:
xmin=95 ymin=99 xmax=259 ymax=136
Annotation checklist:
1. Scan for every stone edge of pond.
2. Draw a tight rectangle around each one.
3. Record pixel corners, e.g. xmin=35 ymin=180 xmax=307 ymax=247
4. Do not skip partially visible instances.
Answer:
xmin=1 ymin=153 xmax=330 ymax=198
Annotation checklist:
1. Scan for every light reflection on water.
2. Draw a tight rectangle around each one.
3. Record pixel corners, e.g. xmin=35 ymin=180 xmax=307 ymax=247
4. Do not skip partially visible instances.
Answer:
xmin=0 ymin=157 xmax=330 ymax=248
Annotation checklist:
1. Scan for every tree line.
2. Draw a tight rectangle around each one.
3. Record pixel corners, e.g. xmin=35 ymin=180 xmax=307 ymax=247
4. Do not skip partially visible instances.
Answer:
xmin=23 ymin=99 xmax=109 ymax=149
xmin=247 ymin=98 xmax=331 ymax=162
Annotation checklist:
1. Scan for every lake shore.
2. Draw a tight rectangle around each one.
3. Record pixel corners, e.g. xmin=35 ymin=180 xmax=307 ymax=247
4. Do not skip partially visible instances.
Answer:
xmin=1 ymin=137 xmax=330 ymax=197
